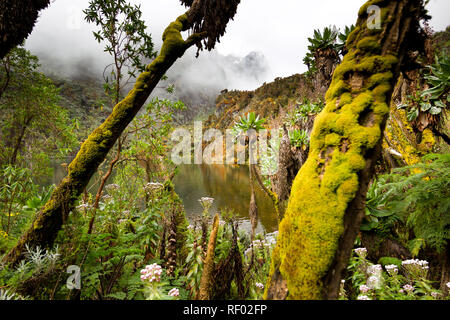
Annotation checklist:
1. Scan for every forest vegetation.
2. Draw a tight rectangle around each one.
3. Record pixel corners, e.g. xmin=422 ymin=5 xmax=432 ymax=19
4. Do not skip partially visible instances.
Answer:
xmin=0 ymin=0 xmax=449 ymax=302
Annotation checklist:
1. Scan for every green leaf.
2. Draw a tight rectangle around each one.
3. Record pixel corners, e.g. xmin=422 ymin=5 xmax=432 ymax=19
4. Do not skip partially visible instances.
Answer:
xmin=434 ymin=100 xmax=446 ymax=109
xmin=429 ymin=106 xmax=442 ymax=115
xmin=106 ymin=292 xmax=127 ymax=300
xmin=420 ymin=102 xmax=431 ymax=112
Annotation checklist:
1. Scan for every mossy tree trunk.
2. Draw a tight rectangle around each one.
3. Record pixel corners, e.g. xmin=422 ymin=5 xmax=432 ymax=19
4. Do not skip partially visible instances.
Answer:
xmin=2 ymin=12 xmax=206 ymax=266
xmin=0 ymin=0 xmax=51 ymax=59
xmin=265 ymin=0 xmax=426 ymax=300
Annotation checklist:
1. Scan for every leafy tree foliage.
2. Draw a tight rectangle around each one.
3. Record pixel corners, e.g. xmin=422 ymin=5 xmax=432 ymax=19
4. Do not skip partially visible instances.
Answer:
xmin=364 ymin=154 xmax=449 ymax=254
xmin=398 ymin=54 xmax=449 ymax=124
xmin=0 ymin=47 xmax=77 ymax=179
xmin=421 ymin=54 xmax=449 ymax=118
xmin=84 ymin=0 xmax=157 ymax=106
xmin=233 ymin=112 xmax=266 ymax=134
xmin=303 ymin=25 xmax=355 ymax=72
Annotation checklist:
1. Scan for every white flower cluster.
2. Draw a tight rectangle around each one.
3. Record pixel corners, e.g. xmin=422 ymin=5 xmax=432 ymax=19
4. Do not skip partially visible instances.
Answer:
xmin=140 ymin=263 xmax=163 ymax=283
xmin=359 ymin=284 xmax=370 ymax=294
xmin=357 ymin=295 xmax=371 ymax=300
xmin=402 ymin=259 xmax=429 ymax=269
xmin=402 ymin=284 xmax=414 ymax=293
xmin=101 ymin=194 xmax=112 ymax=201
xmin=255 ymin=282 xmax=264 ymax=290
xmin=198 ymin=197 xmax=214 ymax=210
xmin=366 ymin=264 xmax=383 ymax=289
xmin=385 ymin=264 xmax=399 ymax=276
xmin=367 ymin=264 xmax=382 ymax=275
xmin=354 ymin=247 xmax=367 ymax=259
xmin=402 ymin=259 xmax=429 ymax=278
xmin=168 ymin=288 xmax=179 ymax=297
xmin=265 ymin=231 xmax=278 ymax=246
xmin=144 ymin=182 xmax=164 ymax=192
xmin=76 ymin=202 xmax=92 ymax=211
xmin=252 ymin=239 xmax=265 ymax=248
xmin=244 ymin=232 xmax=278 ymax=257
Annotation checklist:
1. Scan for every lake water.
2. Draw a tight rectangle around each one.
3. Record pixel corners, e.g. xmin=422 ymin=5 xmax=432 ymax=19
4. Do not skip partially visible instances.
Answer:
xmin=48 ymin=160 xmax=279 ymax=234
xmin=173 ymin=164 xmax=278 ymax=233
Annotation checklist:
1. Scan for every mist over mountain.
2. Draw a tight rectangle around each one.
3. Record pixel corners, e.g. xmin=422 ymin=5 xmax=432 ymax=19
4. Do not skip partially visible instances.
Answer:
xmin=154 ymin=49 xmax=272 ymax=122
xmin=31 ymin=45 xmax=272 ymax=123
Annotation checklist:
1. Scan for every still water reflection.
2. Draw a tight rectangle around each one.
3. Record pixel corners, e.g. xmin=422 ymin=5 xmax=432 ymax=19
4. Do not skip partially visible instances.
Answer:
xmin=173 ymin=164 xmax=278 ymax=233
xmin=48 ymin=161 xmax=278 ymax=234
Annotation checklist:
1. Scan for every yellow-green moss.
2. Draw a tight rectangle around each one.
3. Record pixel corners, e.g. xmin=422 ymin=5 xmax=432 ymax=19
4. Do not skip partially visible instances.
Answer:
xmin=357 ymin=37 xmax=381 ymax=53
xmin=384 ymin=106 xmax=437 ymax=166
xmin=418 ymin=128 xmax=436 ymax=151
xmin=266 ymin=0 xmax=403 ymax=300
xmin=325 ymin=133 xmax=341 ymax=146
xmin=146 ymin=14 xmax=189 ymax=73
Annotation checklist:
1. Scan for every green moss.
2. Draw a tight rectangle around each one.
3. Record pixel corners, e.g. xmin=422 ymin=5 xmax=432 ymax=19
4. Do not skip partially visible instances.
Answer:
xmin=418 ymin=128 xmax=436 ymax=151
xmin=358 ymin=0 xmax=388 ymax=17
xmin=378 ymin=256 xmax=402 ymax=268
xmin=339 ymin=93 xmax=353 ymax=107
xmin=357 ymin=37 xmax=381 ymax=53
xmin=325 ymin=133 xmax=341 ymax=146
xmin=266 ymin=0 xmax=403 ymax=299
xmin=146 ymin=14 xmax=189 ymax=73
xmin=368 ymin=71 xmax=393 ymax=88
xmin=384 ymin=104 xmax=436 ymax=166
xmin=346 ymin=26 xmax=360 ymax=47
xmin=326 ymin=79 xmax=350 ymax=100
xmin=350 ymin=91 xmax=374 ymax=114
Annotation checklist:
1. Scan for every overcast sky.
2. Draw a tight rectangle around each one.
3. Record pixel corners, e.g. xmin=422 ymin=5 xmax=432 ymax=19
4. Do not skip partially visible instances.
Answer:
xmin=26 ymin=0 xmax=450 ymax=90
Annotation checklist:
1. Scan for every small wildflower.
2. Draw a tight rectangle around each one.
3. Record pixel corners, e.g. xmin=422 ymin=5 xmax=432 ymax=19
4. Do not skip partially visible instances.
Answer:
xmin=140 ymin=263 xmax=163 ymax=283
xmin=168 ymin=288 xmax=179 ymax=297
xmin=446 ymin=282 xmax=450 ymax=290
xmin=431 ymin=292 xmax=439 ymax=298
xmin=357 ymin=295 xmax=371 ymax=300
xmin=359 ymin=285 xmax=370 ymax=294
xmin=402 ymin=259 xmax=429 ymax=278
xmin=252 ymin=239 xmax=264 ymax=247
xmin=354 ymin=247 xmax=367 ymax=259
xmin=199 ymin=197 xmax=214 ymax=212
xmin=339 ymin=280 xmax=347 ymax=299
xmin=76 ymin=202 xmax=91 ymax=211
xmin=403 ymin=284 xmax=414 ymax=293
xmin=255 ymin=282 xmax=264 ymax=290
xmin=385 ymin=264 xmax=398 ymax=276
xmin=367 ymin=264 xmax=383 ymax=275
xmin=367 ymin=275 xmax=381 ymax=289
xmin=144 ymin=182 xmax=164 ymax=193
xmin=101 ymin=194 xmax=112 ymax=201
